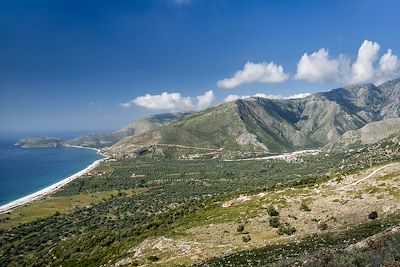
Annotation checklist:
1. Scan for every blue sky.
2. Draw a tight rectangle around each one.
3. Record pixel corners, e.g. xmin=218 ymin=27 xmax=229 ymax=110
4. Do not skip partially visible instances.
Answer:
xmin=1 ymin=0 xmax=400 ymax=133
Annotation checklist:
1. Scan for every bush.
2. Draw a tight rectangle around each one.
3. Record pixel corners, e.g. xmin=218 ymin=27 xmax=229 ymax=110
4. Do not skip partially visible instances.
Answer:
xmin=277 ymin=223 xmax=296 ymax=235
xmin=269 ymin=217 xmax=280 ymax=228
xmin=368 ymin=211 xmax=378 ymax=220
xmin=237 ymin=224 xmax=245 ymax=233
xmin=300 ymin=203 xmax=311 ymax=212
xmin=242 ymin=235 xmax=251 ymax=243
xmin=267 ymin=205 xmax=279 ymax=216
xmin=147 ymin=255 xmax=159 ymax=262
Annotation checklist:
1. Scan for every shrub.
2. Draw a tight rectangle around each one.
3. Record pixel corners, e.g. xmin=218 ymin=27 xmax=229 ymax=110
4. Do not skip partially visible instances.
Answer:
xmin=368 ymin=211 xmax=378 ymax=220
xmin=267 ymin=205 xmax=279 ymax=216
xmin=300 ymin=203 xmax=311 ymax=212
xmin=237 ymin=224 xmax=245 ymax=233
xmin=147 ymin=255 xmax=159 ymax=262
xmin=269 ymin=217 xmax=280 ymax=228
xmin=242 ymin=235 xmax=251 ymax=243
xmin=277 ymin=223 xmax=296 ymax=235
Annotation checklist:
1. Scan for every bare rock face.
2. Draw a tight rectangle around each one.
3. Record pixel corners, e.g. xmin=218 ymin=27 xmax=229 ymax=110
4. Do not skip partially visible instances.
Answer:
xmin=236 ymin=132 xmax=269 ymax=152
xmin=328 ymin=118 xmax=400 ymax=150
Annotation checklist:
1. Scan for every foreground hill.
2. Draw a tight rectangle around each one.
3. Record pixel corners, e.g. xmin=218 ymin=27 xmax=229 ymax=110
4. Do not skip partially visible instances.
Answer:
xmin=109 ymin=78 xmax=400 ymax=158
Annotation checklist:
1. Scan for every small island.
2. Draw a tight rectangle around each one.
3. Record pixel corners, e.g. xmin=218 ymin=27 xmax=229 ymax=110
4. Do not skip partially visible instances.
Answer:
xmin=15 ymin=137 xmax=65 ymax=148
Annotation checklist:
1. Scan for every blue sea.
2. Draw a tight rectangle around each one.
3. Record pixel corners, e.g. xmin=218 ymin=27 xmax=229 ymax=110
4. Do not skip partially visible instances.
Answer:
xmin=0 ymin=134 xmax=104 ymax=206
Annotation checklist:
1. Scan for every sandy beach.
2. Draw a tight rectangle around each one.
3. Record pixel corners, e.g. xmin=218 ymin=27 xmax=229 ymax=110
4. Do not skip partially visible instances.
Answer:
xmin=0 ymin=153 xmax=106 ymax=214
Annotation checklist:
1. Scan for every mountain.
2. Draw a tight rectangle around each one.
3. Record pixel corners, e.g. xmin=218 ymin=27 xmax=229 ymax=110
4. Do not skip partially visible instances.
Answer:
xmin=109 ymin=78 xmax=400 ymax=158
xmin=64 ymin=112 xmax=190 ymax=148
xmin=326 ymin=118 xmax=400 ymax=150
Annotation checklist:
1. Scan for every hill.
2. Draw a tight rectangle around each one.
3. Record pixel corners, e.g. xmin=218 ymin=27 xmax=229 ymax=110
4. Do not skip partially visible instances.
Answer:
xmin=63 ymin=112 xmax=190 ymax=148
xmin=15 ymin=136 xmax=64 ymax=148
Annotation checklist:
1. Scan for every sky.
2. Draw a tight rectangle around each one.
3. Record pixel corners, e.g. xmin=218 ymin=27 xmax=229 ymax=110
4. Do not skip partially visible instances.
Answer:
xmin=1 ymin=0 xmax=400 ymax=133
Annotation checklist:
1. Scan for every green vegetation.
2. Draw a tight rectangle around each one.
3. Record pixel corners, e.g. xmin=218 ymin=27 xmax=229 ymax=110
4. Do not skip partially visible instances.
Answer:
xmin=269 ymin=217 xmax=280 ymax=228
xmin=1 ymin=131 xmax=400 ymax=266
xmin=267 ymin=205 xmax=280 ymax=216
xmin=237 ymin=224 xmax=245 ymax=233
xmin=147 ymin=255 xmax=159 ymax=262
xmin=277 ymin=222 xmax=296 ymax=235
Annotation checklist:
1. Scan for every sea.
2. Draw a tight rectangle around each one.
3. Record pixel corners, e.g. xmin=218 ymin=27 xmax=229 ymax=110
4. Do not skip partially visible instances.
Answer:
xmin=0 ymin=132 xmax=104 ymax=206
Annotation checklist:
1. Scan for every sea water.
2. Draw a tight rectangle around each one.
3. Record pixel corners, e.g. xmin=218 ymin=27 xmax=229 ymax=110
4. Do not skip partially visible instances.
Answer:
xmin=0 ymin=136 xmax=103 ymax=206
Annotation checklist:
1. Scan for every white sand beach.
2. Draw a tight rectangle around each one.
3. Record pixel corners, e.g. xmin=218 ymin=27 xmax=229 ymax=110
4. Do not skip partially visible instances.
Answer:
xmin=0 ymin=156 xmax=106 ymax=214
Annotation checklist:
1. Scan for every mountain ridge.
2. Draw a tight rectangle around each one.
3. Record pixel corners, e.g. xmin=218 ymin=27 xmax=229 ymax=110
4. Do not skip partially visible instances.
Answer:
xmin=108 ymin=78 xmax=400 ymax=158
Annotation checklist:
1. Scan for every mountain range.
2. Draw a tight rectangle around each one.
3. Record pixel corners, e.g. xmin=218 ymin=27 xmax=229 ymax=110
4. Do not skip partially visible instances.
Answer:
xmin=18 ymin=78 xmax=400 ymax=157
xmin=109 ymin=78 xmax=400 ymax=158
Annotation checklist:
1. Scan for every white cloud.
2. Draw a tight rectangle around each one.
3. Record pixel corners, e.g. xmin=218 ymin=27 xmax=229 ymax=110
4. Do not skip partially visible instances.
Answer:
xmin=377 ymin=49 xmax=400 ymax=83
xmin=196 ymin=90 xmax=215 ymax=110
xmin=295 ymin=40 xmax=400 ymax=85
xmin=351 ymin=40 xmax=380 ymax=83
xmin=223 ymin=94 xmax=250 ymax=102
xmin=294 ymin=49 xmax=341 ymax=83
xmin=121 ymin=90 xmax=215 ymax=112
xmin=217 ymin=61 xmax=289 ymax=89
xmin=223 ymin=92 xmax=311 ymax=102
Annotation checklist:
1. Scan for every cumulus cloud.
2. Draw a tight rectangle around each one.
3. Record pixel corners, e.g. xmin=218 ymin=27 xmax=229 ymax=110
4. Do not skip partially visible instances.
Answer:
xmin=351 ymin=40 xmax=380 ymax=83
xmin=217 ymin=61 xmax=289 ymax=89
xmin=295 ymin=40 xmax=399 ymax=85
xmin=294 ymin=49 xmax=343 ymax=83
xmin=196 ymin=90 xmax=215 ymax=110
xmin=377 ymin=49 xmax=400 ymax=83
xmin=121 ymin=90 xmax=215 ymax=112
xmin=223 ymin=92 xmax=311 ymax=102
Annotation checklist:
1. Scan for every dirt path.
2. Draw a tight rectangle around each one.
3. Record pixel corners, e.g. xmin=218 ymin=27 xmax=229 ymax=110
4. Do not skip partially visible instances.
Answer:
xmin=155 ymin=144 xmax=223 ymax=151
xmin=337 ymin=163 xmax=396 ymax=191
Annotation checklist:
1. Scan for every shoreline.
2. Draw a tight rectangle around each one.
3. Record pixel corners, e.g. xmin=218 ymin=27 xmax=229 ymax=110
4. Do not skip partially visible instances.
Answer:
xmin=0 ymin=148 xmax=107 ymax=214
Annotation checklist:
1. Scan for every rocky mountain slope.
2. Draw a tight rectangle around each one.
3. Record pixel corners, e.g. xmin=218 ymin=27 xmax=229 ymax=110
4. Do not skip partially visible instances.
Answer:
xmin=109 ymin=78 xmax=400 ymax=158
xmin=327 ymin=118 xmax=400 ymax=151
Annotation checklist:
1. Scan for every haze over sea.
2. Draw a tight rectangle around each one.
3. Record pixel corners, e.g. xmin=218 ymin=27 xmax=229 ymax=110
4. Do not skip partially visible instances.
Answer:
xmin=0 ymin=133 xmax=103 ymax=206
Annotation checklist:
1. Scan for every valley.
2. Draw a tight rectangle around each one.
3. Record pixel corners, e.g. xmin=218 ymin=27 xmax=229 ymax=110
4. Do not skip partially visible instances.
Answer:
xmin=2 ymin=79 xmax=400 ymax=266
xmin=1 ymin=126 xmax=400 ymax=266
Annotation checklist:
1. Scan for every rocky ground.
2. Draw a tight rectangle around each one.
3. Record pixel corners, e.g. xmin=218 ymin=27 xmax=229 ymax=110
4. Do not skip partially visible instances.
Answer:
xmin=113 ymin=162 xmax=400 ymax=266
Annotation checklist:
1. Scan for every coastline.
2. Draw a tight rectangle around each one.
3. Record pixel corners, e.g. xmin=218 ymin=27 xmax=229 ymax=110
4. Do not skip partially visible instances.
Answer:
xmin=0 ymin=148 xmax=107 ymax=214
